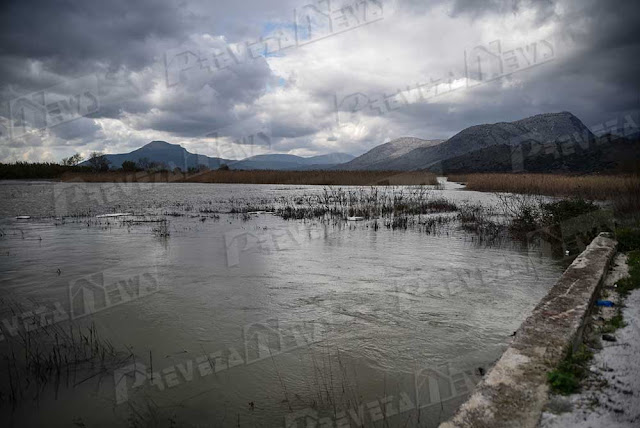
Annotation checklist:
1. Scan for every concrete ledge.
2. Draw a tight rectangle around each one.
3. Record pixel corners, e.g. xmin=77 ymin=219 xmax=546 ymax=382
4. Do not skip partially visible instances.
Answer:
xmin=440 ymin=232 xmax=617 ymax=428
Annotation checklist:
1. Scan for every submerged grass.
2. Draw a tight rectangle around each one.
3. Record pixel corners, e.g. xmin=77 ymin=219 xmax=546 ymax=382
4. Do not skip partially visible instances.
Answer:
xmin=225 ymin=184 xmax=615 ymax=248
xmin=0 ymin=303 xmax=133 ymax=409
xmin=272 ymin=187 xmax=460 ymax=234
xmin=496 ymin=194 xmax=607 ymax=241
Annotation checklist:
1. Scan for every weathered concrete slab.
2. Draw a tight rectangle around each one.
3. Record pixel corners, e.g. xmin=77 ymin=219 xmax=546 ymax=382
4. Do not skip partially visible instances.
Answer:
xmin=440 ymin=232 xmax=617 ymax=428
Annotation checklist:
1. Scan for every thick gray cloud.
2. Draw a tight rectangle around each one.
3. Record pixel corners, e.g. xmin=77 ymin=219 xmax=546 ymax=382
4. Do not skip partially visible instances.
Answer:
xmin=1 ymin=0 xmax=639 ymax=162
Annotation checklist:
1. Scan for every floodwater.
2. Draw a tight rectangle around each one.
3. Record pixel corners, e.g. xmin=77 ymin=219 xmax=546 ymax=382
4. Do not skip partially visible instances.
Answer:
xmin=0 ymin=179 xmax=564 ymax=427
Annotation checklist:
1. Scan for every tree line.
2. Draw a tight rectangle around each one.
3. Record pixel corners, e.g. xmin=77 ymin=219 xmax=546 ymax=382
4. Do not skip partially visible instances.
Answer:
xmin=0 ymin=152 xmax=228 ymax=179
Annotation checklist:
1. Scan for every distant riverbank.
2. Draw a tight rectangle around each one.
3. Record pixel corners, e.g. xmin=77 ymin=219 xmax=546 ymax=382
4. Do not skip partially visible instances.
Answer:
xmin=56 ymin=169 xmax=440 ymax=186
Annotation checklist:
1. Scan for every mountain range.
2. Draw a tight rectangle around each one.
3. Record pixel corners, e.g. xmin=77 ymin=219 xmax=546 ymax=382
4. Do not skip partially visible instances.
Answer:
xmin=228 ymin=153 xmax=355 ymax=170
xmin=339 ymin=138 xmax=445 ymax=170
xmin=86 ymin=112 xmax=640 ymax=174
xmin=83 ymin=141 xmax=355 ymax=171
xmin=340 ymin=112 xmax=606 ymax=171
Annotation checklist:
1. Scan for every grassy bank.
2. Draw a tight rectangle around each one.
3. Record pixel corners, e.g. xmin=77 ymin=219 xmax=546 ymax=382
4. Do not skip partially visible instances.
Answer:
xmin=60 ymin=169 xmax=439 ymax=186
xmin=618 ymin=250 xmax=640 ymax=296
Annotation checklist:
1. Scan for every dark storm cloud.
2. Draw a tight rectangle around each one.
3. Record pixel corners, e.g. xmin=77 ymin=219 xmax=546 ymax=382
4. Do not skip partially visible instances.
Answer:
xmin=449 ymin=0 xmax=557 ymax=21
xmin=527 ymin=0 xmax=640 ymax=123
xmin=0 ymin=0 xmax=186 ymax=77
xmin=333 ymin=0 xmax=640 ymax=143
xmin=0 ymin=0 xmax=291 ymax=71
xmin=49 ymin=118 xmax=101 ymax=143
xmin=1 ymin=0 xmax=639 ymax=161
xmin=0 ymin=0 xmax=283 ymax=150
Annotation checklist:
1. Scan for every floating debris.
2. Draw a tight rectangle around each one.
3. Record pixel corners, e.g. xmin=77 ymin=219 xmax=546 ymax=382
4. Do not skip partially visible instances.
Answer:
xmin=347 ymin=216 xmax=365 ymax=221
xmin=95 ymin=213 xmax=133 ymax=218
xmin=16 ymin=215 xmax=31 ymax=220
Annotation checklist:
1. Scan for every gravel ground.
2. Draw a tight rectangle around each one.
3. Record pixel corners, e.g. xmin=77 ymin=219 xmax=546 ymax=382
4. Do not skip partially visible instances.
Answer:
xmin=540 ymin=253 xmax=640 ymax=428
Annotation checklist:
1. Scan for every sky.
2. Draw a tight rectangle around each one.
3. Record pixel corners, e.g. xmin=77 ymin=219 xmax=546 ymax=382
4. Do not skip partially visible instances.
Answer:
xmin=1 ymin=0 xmax=639 ymax=162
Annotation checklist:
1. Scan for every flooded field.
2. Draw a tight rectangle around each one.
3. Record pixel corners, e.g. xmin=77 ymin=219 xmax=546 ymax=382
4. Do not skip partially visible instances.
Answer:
xmin=0 ymin=180 xmax=565 ymax=427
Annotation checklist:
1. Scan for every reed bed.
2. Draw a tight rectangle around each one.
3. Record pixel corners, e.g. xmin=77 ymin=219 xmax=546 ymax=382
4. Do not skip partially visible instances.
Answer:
xmin=448 ymin=173 xmax=640 ymax=223
xmin=61 ymin=170 xmax=439 ymax=186
xmin=448 ymin=173 xmax=638 ymax=202
xmin=0 ymin=303 xmax=133 ymax=408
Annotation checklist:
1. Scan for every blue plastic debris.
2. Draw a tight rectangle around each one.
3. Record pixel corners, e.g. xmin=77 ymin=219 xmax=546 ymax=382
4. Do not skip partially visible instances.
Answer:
xmin=596 ymin=300 xmax=615 ymax=307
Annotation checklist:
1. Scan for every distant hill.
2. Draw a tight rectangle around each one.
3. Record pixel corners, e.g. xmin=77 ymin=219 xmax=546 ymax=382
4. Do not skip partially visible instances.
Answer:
xmin=82 ymin=141 xmax=354 ymax=171
xmin=338 ymin=138 xmax=445 ymax=170
xmin=228 ymin=153 xmax=354 ymax=170
xmin=340 ymin=112 xmax=615 ymax=172
xmin=81 ymin=141 xmax=231 ymax=170
xmin=433 ymin=133 xmax=640 ymax=174
xmin=383 ymin=112 xmax=596 ymax=171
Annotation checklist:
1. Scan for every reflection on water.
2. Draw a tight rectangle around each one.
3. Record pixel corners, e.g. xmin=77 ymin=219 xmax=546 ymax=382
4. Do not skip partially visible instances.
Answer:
xmin=0 ymin=181 xmax=564 ymax=427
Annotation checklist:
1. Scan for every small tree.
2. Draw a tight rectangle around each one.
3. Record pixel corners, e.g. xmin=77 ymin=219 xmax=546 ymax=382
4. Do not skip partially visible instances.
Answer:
xmin=122 ymin=160 xmax=137 ymax=172
xmin=137 ymin=157 xmax=151 ymax=171
xmin=218 ymin=164 xmax=230 ymax=171
xmin=61 ymin=153 xmax=83 ymax=166
xmin=88 ymin=152 xmax=111 ymax=172
xmin=155 ymin=162 xmax=169 ymax=172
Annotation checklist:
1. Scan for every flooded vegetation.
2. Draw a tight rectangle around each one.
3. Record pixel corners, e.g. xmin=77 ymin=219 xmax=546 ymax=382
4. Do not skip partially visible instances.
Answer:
xmin=1 ymin=315 xmax=130 ymax=410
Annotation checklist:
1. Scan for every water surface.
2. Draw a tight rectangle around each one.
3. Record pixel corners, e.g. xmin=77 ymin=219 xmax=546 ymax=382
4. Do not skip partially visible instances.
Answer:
xmin=0 ymin=180 xmax=563 ymax=427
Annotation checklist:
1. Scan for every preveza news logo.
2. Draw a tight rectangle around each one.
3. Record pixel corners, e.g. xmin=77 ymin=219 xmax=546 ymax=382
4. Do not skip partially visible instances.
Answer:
xmin=113 ymin=317 xmax=329 ymax=404
xmin=164 ymin=0 xmax=384 ymax=87
xmin=224 ymin=223 xmax=336 ymax=267
xmin=511 ymin=113 xmax=639 ymax=172
xmin=284 ymin=364 xmax=480 ymax=427
xmin=0 ymin=302 xmax=69 ymax=342
xmin=204 ymin=117 xmax=272 ymax=161
xmin=224 ymin=227 xmax=301 ymax=267
xmin=53 ymin=179 xmax=157 ymax=217
xmin=464 ymin=38 xmax=555 ymax=86
xmin=335 ymin=37 xmax=555 ymax=127
xmin=394 ymin=256 xmax=540 ymax=305
xmin=68 ymin=268 xmax=159 ymax=319
xmin=244 ymin=318 xmax=327 ymax=364
xmin=9 ymin=74 xmax=99 ymax=140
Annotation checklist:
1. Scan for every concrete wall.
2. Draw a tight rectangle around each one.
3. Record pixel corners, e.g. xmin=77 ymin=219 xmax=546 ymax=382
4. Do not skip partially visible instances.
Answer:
xmin=440 ymin=232 xmax=617 ymax=428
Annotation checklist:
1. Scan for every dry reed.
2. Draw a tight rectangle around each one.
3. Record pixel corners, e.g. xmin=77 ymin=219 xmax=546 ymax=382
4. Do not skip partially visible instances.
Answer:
xmin=447 ymin=173 xmax=635 ymax=199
